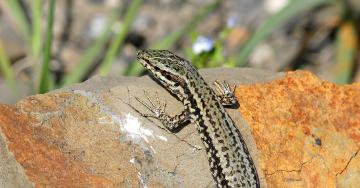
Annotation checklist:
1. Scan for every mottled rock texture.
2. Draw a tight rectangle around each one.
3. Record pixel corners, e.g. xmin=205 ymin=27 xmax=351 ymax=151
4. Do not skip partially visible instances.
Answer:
xmin=237 ymin=71 xmax=360 ymax=188
xmin=0 ymin=68 xmax=358 ymax=188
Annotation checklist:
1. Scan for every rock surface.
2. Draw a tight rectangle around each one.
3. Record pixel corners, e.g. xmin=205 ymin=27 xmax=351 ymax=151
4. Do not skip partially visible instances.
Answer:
xmin=0 ymin=68 xmax=359 ymax=187
xmin=238 ymin=71 xmax=360 ymax=187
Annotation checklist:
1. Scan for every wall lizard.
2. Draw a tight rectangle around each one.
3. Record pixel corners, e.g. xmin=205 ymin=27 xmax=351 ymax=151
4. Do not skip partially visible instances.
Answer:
xmin=135 ymin=49 xmax=260 ymax=187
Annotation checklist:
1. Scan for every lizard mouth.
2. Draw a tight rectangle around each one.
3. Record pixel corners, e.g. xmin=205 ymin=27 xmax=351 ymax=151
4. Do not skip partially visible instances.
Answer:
xmin=137 ymin=57 xmax=160 ymax=74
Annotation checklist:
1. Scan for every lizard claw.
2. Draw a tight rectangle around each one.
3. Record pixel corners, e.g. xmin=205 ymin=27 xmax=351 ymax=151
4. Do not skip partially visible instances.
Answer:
xmin=214 ymin=80 xmax=238 ymax=106
xmin=135 ymin=91 xmax=167 ymax=119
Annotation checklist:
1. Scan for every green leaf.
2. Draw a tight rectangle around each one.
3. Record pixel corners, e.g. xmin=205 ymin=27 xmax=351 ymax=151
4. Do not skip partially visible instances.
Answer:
xmin=0 ymin=40 xmax=17 ymax=89
xmin=98 ymin=0 xmax=143 ymax=76
xmin=38 ymin=0 xmax=55 ymax=94
xmin=31 ymin=0 xmax=43 ymax=57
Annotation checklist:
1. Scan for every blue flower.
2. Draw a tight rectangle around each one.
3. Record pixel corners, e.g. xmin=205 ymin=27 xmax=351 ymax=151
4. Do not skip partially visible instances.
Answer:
xmin=192 ymin=36 xmax=214 ymax=54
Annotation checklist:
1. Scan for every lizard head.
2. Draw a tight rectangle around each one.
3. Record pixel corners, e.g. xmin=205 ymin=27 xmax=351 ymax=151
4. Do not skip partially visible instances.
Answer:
xmin=137 ymin=49 xmax=197 ymax=94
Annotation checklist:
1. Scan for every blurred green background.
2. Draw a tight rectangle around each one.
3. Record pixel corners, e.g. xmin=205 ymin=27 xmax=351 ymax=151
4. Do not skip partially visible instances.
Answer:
xmin=0 ymin=0 xmax=359 ymax=103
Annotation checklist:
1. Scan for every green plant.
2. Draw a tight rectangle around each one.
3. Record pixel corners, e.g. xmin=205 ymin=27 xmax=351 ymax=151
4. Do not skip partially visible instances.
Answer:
xmin=38 ymin=0 xmax=55 ymax=94
xmin=0 ymin=40 xmax=16 ymax=89
xmin=0 ymin=0 xmax=357 ymax=97
xmin=124 ymin=0 xmax=221 ymax=75
xmin=98 ymin=0 xmax=143 ymax=76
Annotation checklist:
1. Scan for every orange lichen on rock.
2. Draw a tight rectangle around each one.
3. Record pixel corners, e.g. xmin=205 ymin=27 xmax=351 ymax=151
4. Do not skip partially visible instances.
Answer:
xmin=0 ymin=93 xmax=140 ymax=187
xmin=236 ymin=70 xmax=360 ymax=188
xmin=0 ymin=103 xmax=114 ymax=187
xmin=1 ymin=69 xmax=359 ymax=187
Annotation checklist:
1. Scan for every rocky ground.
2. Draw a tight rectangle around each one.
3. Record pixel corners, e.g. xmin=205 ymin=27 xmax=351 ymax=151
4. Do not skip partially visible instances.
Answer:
xmin=0 ymin=1 xmax=359 ymax=187
xmin=1 ymin=68 xmax=359 ymax=187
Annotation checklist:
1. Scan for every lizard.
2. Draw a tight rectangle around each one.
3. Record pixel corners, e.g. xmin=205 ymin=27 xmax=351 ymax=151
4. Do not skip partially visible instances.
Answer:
xmin=135 ymin=49 xmax=260 ymax=188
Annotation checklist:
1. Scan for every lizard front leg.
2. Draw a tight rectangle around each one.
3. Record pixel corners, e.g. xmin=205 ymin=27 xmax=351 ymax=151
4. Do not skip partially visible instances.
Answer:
xmin=134 ymin=91 xmax=193 ymax=132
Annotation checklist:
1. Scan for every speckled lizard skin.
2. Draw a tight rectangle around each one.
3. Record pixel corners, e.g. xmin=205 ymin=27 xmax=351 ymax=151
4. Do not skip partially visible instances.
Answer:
xmin=136 ymin=49 xmax=260 ymax=187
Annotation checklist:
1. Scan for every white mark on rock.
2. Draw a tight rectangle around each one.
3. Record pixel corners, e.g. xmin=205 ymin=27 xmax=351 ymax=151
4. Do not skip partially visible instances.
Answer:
xmin=150 ymin=145 xmax=156 ymax=154
xmin=129 ymin=158 xmax=135 ymax=164
xmin=72 ymin=90 xmax=168 ymax=145
xmin=157 ymin=135 xmax=168 ymax=141
xmin=118 ymin=113 xmax=168 ymax=143
xmin=120 ymin=113 xmax=153 ymax=143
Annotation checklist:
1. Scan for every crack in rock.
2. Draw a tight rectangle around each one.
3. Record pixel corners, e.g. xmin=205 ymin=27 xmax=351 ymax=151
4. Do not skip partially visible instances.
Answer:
xmin=335 ymin=148 xmax=359 ymax=176
xmin=265 ymin=156 xmax=315 ymax=176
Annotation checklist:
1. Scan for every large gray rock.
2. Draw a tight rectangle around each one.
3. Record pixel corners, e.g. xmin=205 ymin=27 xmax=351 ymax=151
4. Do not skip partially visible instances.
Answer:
xmin=0 ymin=68 xmax=281 ymax=187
